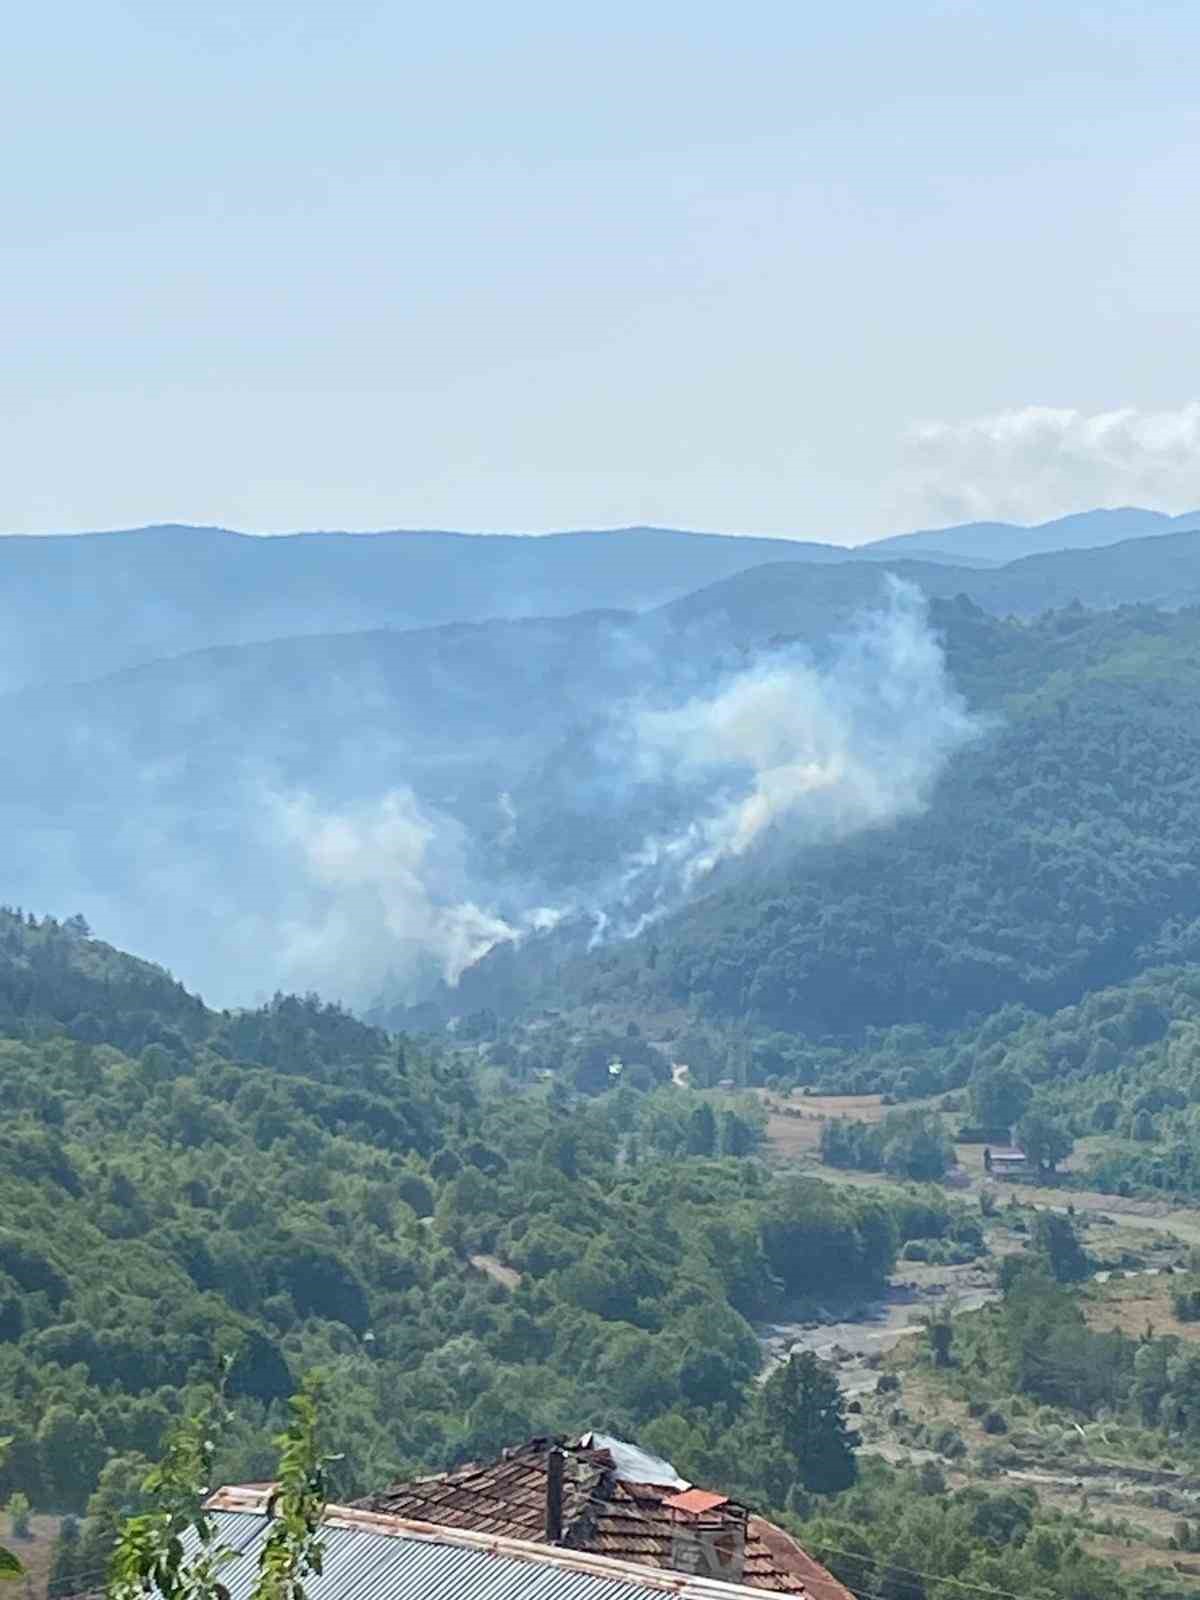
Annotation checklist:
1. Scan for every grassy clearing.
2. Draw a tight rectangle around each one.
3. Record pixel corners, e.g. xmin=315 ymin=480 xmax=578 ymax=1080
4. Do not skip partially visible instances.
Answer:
xmin=759 ymin=1091 xmax=889 ymax=1159
xmin=1085 ymin=1276 xmax=1200 ymax=1343
xmin=4 ymin=1513 xmax=63 ymax=1600
xmin=863 ymin=1312 xmax=1200 ymax=1580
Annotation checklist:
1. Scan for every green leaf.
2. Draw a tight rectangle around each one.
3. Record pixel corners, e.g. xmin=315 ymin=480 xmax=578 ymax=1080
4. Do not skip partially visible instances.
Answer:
xmin=0 ymin=1545 xmax=24 ymax=1582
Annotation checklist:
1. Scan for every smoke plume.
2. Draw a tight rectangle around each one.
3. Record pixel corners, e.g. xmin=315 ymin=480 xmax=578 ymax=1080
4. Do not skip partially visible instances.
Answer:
xmin=0 ymin=578 xmax=975 ymax=1010
xmin=268 ymin=581 xmax=976 ymax=997
xmin=605 ymin=578 xmax=976 ymax=924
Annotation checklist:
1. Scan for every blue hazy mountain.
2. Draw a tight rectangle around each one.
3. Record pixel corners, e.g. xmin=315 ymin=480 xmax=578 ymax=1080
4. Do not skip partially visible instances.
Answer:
xmin=7 ymin=508 xmax=1196 ymax=693
xmin=861 ymin=505 xmax=1200 ymax=564
xmin=0 ymin=523 xmax=859 ymax=692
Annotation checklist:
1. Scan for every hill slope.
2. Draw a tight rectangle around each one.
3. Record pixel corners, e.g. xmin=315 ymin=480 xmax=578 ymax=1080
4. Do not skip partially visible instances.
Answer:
xmin=862 ymin=505 xmax=1200 ymax=564
xmin=663 ymin=527 xmax=1200 ymax=641
xmin=9 ymin=530 xmax=1200 ymax=1009
xmin=0 ymin=522 xmax=868 ymax=692
xmin=456 ymin=603 xmax=1200 ymax=1036
xmin=0 ymin=907 xmax=890 ymax=1527
xmin=6 ymin=509 xmax=1196 ymax=693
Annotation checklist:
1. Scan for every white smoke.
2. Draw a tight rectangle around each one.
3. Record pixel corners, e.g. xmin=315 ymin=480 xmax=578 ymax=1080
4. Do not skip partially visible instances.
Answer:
xmin=264 ymin=787 xmax=568 ymax=1002
xmin=899 ymin=401 xmax=1200 ymax=525
xmin=616 ymin=579 xmax=977 ymax=916
xmin=259 ymin=583 xmax=975 ymax=1001
xmin=268 ymin=788 xmax=517 ymax=996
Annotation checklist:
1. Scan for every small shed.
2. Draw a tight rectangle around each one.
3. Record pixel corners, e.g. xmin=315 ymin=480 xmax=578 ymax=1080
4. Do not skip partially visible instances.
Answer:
xmin=984 ymin=1145 xmax=1030 ymax=1178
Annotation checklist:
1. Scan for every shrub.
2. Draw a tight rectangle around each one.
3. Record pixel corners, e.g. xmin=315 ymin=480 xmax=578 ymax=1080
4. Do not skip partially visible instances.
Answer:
xmin=933 ymin=1425 xmax=968 ymax=1459
xmin=983 ymin=1409 xmax=1009 ymax=1435
xmin=6 ymin=1492 xmax=31 ymax=1539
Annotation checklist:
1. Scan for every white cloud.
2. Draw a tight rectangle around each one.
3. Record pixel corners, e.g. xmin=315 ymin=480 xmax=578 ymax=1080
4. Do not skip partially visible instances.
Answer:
xmin=899 ymin=402 xmax=1200 ymax=525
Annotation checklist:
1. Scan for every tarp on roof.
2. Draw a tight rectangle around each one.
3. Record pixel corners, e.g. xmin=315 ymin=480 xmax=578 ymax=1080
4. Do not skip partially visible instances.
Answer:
xmin=581 ymin=1433 xmax=689 ymax=1489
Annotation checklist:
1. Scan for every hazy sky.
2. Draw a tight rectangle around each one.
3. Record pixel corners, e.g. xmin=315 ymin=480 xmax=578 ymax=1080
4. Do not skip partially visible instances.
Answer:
xmin=4 ymin=1 xmax=1199 ymax=541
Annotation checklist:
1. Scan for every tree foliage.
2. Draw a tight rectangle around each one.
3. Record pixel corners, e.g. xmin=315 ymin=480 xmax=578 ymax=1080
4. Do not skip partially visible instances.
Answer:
xmin=759 ymin=1352 xmax=858 ymax=1494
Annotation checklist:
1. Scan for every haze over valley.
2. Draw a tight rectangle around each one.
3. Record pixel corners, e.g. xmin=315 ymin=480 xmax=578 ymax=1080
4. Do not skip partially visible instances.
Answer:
xmin=11 ymin=7 xmax=1200 ymax=1599
xmin=4 ymin=508 xmax=1200 ymax=1015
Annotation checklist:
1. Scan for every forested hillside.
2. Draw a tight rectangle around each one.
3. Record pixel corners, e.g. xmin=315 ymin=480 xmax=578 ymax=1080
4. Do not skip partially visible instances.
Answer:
xmin=0 ymin=523 xmax=863 ymax=693
xmin=13 ymin=527 xmax=1200 ymax=1017
xmin=11 ymin=507 xmax=1184 ymax=693
xmin=7 ymin=911 xmax=1200 ymax=1600
xmin=0 ymin=910 xmax=895 ymax=1514
xmin=484 ymin=604 xmax=1200 ymax=1038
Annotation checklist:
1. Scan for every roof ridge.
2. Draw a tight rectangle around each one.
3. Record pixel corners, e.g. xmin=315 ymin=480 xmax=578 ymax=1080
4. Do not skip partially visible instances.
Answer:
xmin=204 ymin=1489 xmax=799 ymax=1599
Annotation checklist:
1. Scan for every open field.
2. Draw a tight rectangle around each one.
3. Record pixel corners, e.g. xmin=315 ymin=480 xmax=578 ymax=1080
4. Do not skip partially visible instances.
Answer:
xmin=760 ymin=1092 xmax=889 ymax=1158
xmin=864 ymin=1330 xmax=1200 ymax=1582
xmin=761 ymin=1088 xmax=1200 ymax=1248
xmin=1086 ymin=1275 xmax=1200 ymax=1343
xmin=6 ymin=1514 xmax=64 ymax=1600
xmin=754 ymin=1085 xmax=1200 ymax=1581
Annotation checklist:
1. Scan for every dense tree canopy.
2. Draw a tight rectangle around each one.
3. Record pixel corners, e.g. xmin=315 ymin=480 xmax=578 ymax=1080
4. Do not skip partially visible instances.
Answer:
xmin=0 ymin=910 xmax=919 ymax=1527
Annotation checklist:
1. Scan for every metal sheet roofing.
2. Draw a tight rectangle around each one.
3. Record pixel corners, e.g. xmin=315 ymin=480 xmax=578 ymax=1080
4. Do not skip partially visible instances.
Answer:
xmin=197 ymin=1500 xmax=799 ymax=1600
xmin=352 ymin=1436 xmax=849 ymax=1598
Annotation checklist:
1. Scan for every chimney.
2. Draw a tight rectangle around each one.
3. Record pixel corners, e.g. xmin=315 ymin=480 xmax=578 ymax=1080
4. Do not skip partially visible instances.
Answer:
xmin=545 ymin=1446 xmax=565 ymax=1543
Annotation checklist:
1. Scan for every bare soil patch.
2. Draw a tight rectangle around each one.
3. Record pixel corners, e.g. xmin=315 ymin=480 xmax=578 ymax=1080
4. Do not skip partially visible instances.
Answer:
xmin=6 ymin=1514 xmax=63 ymax=1600
xmin=1086 ymin=1277 xmax=1200 ymax=1343
xmin=761 ymin=1092 xmax=887 ymax=1160
xmin=468 ymin=1253 xmax=522 ymax=1291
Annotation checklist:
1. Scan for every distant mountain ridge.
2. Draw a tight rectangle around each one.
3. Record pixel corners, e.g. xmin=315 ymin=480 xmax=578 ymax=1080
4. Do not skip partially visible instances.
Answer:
xmin=3 ymin=507 xmax=1198 ymax=692
xmin=8 ymin=522 xmax=1200 ymax=1006
xmin=0 ymin=522 xmax=852 ymax=692
xmin=862 ymin=505 xmax=1200 ymax=564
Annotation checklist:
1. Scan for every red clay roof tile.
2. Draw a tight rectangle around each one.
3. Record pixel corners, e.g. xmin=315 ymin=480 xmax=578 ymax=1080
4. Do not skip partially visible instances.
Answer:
xmin=355 ymin=1436 xmax=853 ymax=1599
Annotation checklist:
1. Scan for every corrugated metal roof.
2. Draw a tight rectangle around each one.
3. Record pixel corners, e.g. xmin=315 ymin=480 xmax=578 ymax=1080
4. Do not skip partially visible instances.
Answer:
xmin=197 ymin=1499 xmax=799 ymax=1600
xmin=352 ymin=1436 xmax=828 ymax=1594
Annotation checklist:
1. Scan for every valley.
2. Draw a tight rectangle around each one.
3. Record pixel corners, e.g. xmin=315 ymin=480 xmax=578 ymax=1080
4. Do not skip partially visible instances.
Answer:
xmin=10 ymin=5 xmax=1200 ymax=1596
xmin=749 ymin=1087 xmax=1200 ymax=1585
xmin=11 ymin=516 xmax=1200 ymax=1600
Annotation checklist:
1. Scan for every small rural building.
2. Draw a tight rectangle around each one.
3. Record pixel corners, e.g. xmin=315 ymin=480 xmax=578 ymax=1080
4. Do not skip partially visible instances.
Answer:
xmin=984 ymin=1145 xmax=1030 ymax=1178
xmin=205 ymin=1481 xmax=829 ymax=1599
xmin=352 ymin=1432 xmax=853 ymax=1599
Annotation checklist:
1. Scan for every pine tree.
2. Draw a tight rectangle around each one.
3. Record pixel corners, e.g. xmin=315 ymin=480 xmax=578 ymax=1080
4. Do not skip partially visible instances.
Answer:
xmin=48 ymin=1518 xmax=82 ymax=1598
xmin=759 ymin=1351 xmax=858 ymax=1494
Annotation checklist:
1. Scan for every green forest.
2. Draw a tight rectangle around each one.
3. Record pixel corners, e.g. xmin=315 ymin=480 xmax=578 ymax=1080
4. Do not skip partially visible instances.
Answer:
xmin=0 ymin=915 xmax=899 ymax=1521
xmin=6 ymin=908 xmax=1191 ymax=1600
xmin=14 ymin=595 xmax=1200 ymax=1600
xmin=484 ymin=603 xmax=1200 ymax=1038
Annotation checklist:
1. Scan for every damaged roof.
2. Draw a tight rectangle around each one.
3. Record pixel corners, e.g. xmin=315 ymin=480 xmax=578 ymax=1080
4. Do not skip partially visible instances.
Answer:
xmin=353 ymin=1436 xmax=853 ymax=1600
xmin=202 ymin=1491 xmax=803 ymax=1600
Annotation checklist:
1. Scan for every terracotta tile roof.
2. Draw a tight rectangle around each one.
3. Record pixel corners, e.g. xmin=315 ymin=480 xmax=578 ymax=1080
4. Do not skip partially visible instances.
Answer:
xmin=665 ymin=1490 xmax=729 ymax=1516
xmin=354 ymin=1436 xmax=853 ymax=1600
xmin=205 ymin=1490 xmax=813 ymax=1599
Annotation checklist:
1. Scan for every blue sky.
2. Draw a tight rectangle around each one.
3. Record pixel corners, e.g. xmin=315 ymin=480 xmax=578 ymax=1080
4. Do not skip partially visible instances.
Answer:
xmin=3 ymin=1 xmax=1199 ymax=539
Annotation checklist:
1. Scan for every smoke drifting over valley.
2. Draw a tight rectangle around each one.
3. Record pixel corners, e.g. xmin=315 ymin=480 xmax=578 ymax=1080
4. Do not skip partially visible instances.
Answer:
xmin=0 ymin=565 xmax=976 ymax=1012
xmin=622 ymin=581 xmax=976 ymax=908
xmin=268 ymin=786 xmax=568 ymax=1000
xmin=229 ymin=584 xmax=976 ymax=1004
